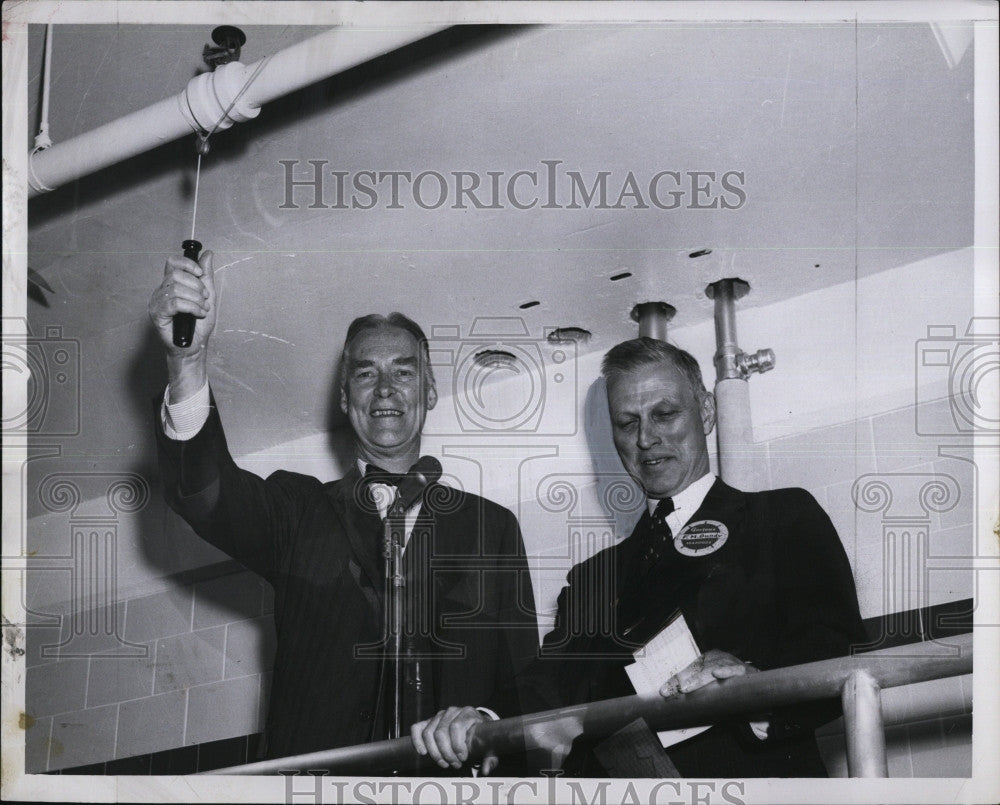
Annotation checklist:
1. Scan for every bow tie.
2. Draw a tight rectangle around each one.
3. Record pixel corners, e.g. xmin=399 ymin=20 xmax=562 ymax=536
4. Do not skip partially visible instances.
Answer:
xmin=364 ymin=464 xmax=408 ymax=488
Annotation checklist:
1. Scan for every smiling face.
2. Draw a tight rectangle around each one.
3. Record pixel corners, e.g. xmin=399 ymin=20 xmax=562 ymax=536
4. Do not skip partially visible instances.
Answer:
xmin=606 ymin=360 xmax=716 ymax=499
xmin=340 ymin=324 xmax=437 ymax=473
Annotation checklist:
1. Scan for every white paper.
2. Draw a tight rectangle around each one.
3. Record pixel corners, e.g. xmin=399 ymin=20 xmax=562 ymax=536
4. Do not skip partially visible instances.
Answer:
xmin=624 ymin=613 xmax=712 ymax=748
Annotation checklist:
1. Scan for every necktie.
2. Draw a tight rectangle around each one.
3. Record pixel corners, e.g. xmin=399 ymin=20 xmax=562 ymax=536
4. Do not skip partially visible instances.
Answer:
xmin=642 ymin=497 xmax=675 ymax=565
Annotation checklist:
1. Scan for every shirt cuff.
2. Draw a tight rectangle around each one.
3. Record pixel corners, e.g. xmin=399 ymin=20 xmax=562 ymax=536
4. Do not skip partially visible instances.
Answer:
xmin=749 ymin=719 xmax=770 ymax=741
xmin=475 ymin=707 xmax=500 ymax=722
xmin=162 ymin=381 xmax=210 ymax=440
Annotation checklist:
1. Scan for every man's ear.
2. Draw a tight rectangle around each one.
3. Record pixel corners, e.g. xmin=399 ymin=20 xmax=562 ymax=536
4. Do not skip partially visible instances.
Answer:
xmin=426 ymin=382 xmax=438 ymax=411
xmin=700 ymin=391 xmax=717 ymax=435
xmin=340 ymin=384 xmax=349 ymax=415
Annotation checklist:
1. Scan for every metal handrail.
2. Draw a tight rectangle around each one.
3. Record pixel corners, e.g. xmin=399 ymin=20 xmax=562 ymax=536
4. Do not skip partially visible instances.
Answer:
xmin=207 ymin=632 xmax=972 ymax=777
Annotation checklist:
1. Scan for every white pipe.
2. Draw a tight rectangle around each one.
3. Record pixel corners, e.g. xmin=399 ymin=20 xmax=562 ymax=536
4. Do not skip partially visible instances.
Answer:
xmin=707 ymin=278 xmax=758 ymax=490
xmin=27 ymin=25 xmax=450 ymax=197
xmin=715 ymin=377 xmax=756 ymax=490
xmin=842 ymin=670 xmax=889 ymax=778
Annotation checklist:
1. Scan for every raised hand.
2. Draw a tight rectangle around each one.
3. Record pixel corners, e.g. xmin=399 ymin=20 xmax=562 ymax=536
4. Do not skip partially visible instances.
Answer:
xmin=148 ymin=249 xmax=216 ymax=399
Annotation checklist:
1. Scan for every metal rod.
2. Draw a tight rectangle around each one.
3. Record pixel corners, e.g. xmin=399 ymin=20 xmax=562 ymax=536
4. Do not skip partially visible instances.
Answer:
xmin=391 ymin=527 xmax=404 ymax=740
xmin=33 ymin=24 xmax=54 ymax=150
xmin=385 ymin=497 xmax=409 ymax=740
xmin=41 ymin=25 xmax=53 ymax=125
xmin=190 ymin=153 xmax=201 ymax=242
xmin=206 ymin=633 xmax=971 ymax=776
xmin=842 ymin=670 xmax=889 ymax=777
xmin=713 ymin=281 xmax=737 ymax=368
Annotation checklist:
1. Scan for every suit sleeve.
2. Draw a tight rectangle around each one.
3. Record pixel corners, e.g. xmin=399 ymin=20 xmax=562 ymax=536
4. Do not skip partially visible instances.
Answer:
xmin=753 ymin=488 xmax=866 ymax=744
xmin=769 ymin=488 xmax=866 ymax=669
xmin=486 ymin=552 xmax=609 ymax=717
xmin=153 ymin=389 xmax=319 ymax=578
xmin=489 ymin=509 xmax=544 ymax=715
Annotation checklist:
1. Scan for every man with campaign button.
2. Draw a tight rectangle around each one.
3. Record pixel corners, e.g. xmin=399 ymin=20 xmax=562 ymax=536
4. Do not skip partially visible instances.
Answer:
xmin=413 ymin=337 xmax=865 ymax=777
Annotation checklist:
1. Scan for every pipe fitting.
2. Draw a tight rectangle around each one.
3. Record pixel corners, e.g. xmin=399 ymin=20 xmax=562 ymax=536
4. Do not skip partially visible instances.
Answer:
xmin=737 ymin=348 xmax=775 ymax=377
xmin=179 ymin=61 xmax=262 ymax=134
xmin=630 ymin=301 xmax=676 ymax=341
xmin=706 ymin=278 xmax=749 ymax=382
xmin=705 ymin=278 xmax=775 ymax=382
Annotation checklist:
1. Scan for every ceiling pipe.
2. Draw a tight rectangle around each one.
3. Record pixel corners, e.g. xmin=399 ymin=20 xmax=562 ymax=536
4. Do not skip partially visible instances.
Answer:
xmin=705 ymin=278 xmax=775 ymax=491
xmin=27 ymin=25 xmax=450 ymax=198
xmin=630 ymin=301 xmax=676 ymax=342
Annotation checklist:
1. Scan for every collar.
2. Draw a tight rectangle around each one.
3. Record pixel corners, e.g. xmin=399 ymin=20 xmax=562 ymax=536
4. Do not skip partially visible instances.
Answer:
xmin=355 ymin=459 xmax=424 ymax=525
xmin=645 ymin=472 xmax=716 ymax=527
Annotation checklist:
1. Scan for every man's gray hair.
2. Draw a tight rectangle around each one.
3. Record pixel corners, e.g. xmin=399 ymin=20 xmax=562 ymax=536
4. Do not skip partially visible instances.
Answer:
xmin=600 ymin=337 xmax=707 ymax=397
xmin=340 ymin=312 xmax=435 ymax=389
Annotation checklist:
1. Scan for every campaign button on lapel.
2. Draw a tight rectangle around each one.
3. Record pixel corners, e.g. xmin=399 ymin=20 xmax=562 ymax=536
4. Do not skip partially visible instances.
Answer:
xmin=674 ymin=519 xmax=729 ymax=557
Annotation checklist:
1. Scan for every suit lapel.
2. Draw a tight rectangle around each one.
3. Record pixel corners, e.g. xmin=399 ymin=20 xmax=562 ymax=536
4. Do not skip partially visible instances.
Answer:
xmin=679 ymin=478 xmax=757 ymax=653
xmin=611 ymin=511 xmax=658 ymax=645
xmin=328 ymin=465 xmax=384 ymax=590
xmin=686 ymin=477 xmax=747 ymax=534
xmin=619 ymin=509 xmax=653 ymax=579
xmin=415 ymin=484 xmax=473 ymax=604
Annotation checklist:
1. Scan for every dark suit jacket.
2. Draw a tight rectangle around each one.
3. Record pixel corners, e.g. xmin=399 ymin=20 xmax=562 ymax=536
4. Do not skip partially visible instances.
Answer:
xmin=155 ymin=397 xmax=538 ymax=761
xmin=493 ymin=478 xmax=865 ymax=778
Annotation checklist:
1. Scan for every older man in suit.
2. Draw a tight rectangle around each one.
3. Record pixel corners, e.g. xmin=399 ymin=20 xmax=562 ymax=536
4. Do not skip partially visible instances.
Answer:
xmin=148 ymin=249 xmax=538 ymax=763
xmin=414 ymin=337 xmax=865 ymax=777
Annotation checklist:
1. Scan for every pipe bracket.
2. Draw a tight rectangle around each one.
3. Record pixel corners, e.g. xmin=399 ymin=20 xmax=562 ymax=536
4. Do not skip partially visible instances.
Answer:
xmin=179 ymin=61 xmax=262 ymax=134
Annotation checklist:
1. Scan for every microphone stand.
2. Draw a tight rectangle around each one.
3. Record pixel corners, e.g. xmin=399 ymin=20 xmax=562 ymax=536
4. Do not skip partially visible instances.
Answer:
xmin=382 ymin=495 xmax=407 ymax=740
xmin=378 ymin=457 xmax=441 ymax=742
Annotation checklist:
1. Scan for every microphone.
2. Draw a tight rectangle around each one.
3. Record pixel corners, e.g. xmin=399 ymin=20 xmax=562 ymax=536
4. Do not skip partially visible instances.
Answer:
xmin=393 ymin=456 xmax=443 ymax=513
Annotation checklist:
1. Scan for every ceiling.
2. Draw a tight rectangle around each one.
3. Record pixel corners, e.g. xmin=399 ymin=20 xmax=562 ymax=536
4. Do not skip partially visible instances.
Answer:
xmin=23 ymin=21 xmax=974 ymax=501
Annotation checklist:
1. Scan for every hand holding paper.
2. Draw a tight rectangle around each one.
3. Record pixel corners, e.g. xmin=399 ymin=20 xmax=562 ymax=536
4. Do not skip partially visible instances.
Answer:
xmin=660 ymin=649 xmax=759 ymax=697
xmin=623 ymin=613 xmax=712 ymax=748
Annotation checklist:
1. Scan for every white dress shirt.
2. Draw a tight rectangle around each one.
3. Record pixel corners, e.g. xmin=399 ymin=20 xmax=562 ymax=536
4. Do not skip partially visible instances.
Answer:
xmin=645 ymin=471 xmax=716 ymax=532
